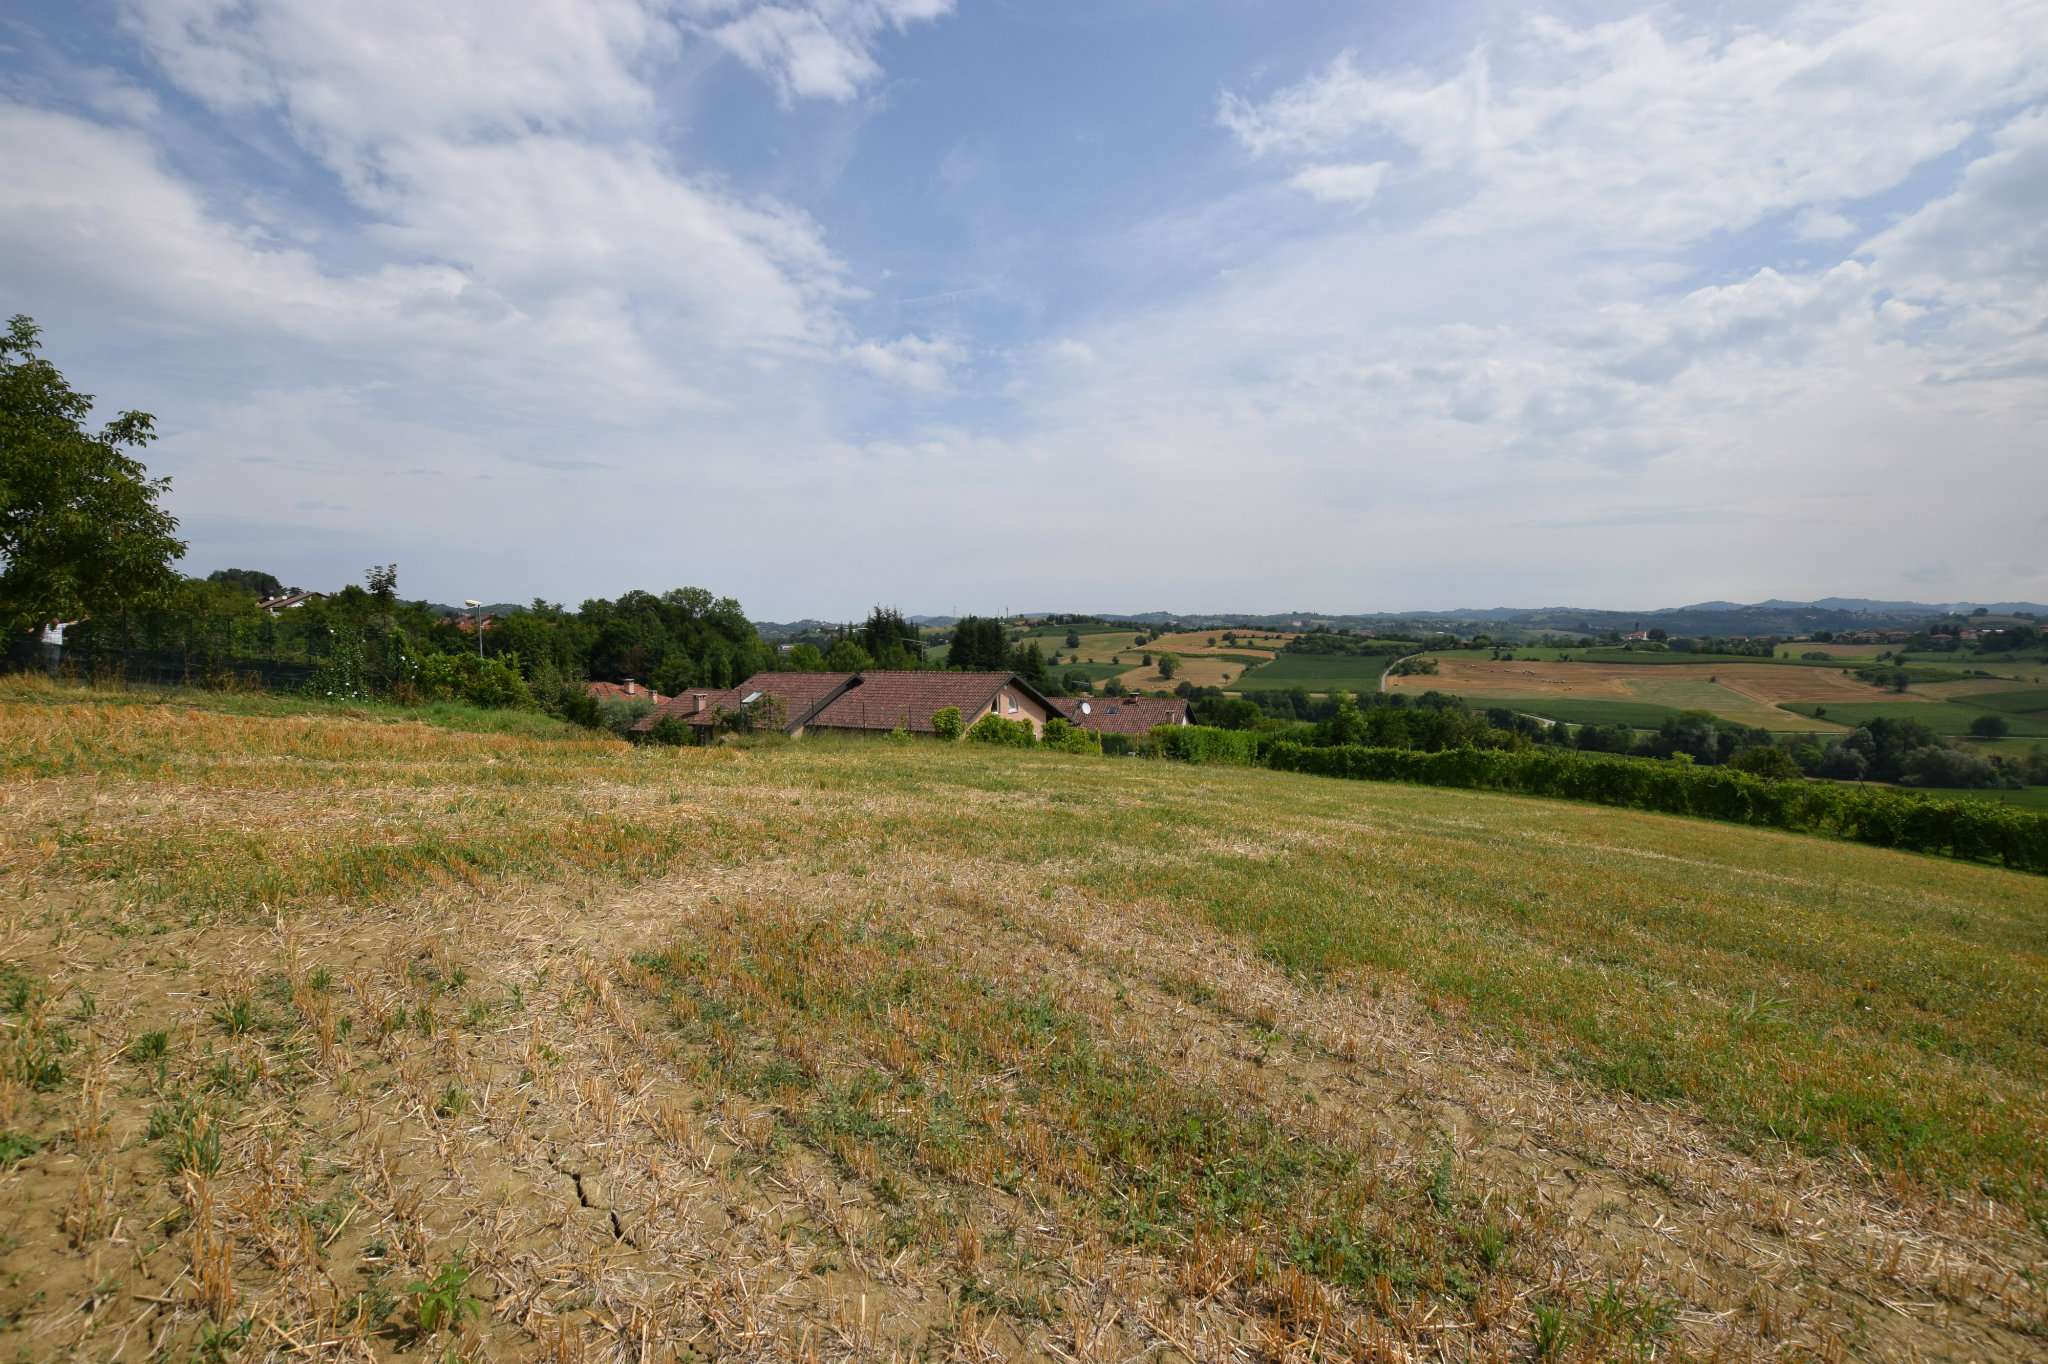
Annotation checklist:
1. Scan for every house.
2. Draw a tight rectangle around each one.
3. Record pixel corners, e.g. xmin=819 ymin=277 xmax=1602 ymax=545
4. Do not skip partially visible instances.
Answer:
xmin=804 ymin=671 xmax=1058 ymax=738
xmin=629 ymin=671 xmax=858 ymax=740
xmin=1052 ymin=695 xmax=1188 ymax=735
xmin=628 ymin=669 xmax=1058 ymax=742
xmin=585 ymin=679 xmax=665 ymax=706
xmin=258 ymin=591 xmax=324 ymax=614
xmin=451 ymin=613 xmax=500 ymax=635
xmin=1622 ymin=629 xmax=1651 ymax=642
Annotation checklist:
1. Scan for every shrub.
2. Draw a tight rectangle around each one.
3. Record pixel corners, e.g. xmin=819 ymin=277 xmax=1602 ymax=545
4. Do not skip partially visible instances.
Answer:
xmin=417 ymin=652 xmax=533 ymax=709
xmin=1970 ymin=713 xmax=2010 ymax=739
xmin=966 ymin=713 xmax=1035 ymax=747
xmin=1260 ymin=742 xmax=2048 ymax=874
xmin=932 ymin=706 xmax=965 ymax=741
xmin=596 ymin=696 xmax=653 ymax=736
xmin=1153 ymin=724 xmax=1259 ymax=765
xmin=1729 ymin=746 xmax=1801 ymax=780
xmin=1040 ymin=717 xmax=1101 ymax=755
xmin=646 ymin=715 xmax=693 ymax=747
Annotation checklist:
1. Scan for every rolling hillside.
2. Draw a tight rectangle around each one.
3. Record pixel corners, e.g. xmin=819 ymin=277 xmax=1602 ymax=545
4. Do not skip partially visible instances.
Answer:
xmin=1 ymin=686 xmax=2043 ymax=1361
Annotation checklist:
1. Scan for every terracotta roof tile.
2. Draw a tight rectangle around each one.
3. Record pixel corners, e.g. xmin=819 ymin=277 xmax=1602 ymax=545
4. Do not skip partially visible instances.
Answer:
xmin=585 ymin=681 xmax=666 ymax=705
xmin=630 ymin=672 xmax=854 ymax=734
xmin=1052 ymin=695 xmax=1187 ymax=735
xmin=806 ymin=671 xmax=1018 ymax=734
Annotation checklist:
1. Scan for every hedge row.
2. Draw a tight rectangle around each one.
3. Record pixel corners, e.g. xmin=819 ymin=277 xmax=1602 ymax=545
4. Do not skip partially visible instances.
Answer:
xmin=1152 ymin=724 xmax=1261 ymax=766
xmin=966 ymin=713 xmax=1037 ymax=747
xmin=1262 ymin=742 xmax=2048 ymax=874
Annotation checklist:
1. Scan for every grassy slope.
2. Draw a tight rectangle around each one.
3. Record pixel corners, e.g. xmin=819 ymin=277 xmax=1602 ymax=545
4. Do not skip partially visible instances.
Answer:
xmin=1232 ymin=653 xmax=1397 ymax=691
xmin=1785 ymin=699 xmax=2048 ymax=736
xmin=1466 ymin=695 xmax=1743 ymax=729
xmin=4 ymin=683 xmax=2045 ymax=1360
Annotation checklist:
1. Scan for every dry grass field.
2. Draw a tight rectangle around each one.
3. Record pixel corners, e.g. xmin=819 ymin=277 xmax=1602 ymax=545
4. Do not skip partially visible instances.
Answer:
xmin=1141 ymin=633 xmax=1290 ymax=660
xmin=3 ymin=680 xmax=2045 ymax=1362
xmin=1390 ymin=659 xmax=1908 ymax=731
xmin=1111 ymin=657 xmax=1249 ymax=692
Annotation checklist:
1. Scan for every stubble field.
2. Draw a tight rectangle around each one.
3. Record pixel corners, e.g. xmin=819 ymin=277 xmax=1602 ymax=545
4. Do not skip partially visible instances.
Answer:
xmin=2 ymin=680 xmax=2044 ymax=1362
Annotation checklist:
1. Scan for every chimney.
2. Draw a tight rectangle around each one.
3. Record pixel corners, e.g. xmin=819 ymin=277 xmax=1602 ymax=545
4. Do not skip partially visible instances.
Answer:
xmin=690 ymin=693 xmax=705 ymax=715
xmin=623 ymin=678 xmax=637 ymax=696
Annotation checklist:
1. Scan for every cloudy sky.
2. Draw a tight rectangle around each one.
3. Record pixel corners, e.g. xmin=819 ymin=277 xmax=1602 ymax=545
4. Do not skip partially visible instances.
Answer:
xmin=3 ymin=1 xmax=2044 ymax=617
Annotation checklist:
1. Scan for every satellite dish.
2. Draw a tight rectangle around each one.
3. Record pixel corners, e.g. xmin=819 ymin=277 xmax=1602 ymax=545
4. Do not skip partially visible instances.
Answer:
xmin=1080 ymin=701 xmax=1091 ymax=714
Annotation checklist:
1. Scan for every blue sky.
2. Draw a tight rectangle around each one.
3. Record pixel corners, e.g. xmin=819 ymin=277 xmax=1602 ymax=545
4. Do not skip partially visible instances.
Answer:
xmin=3 ymin=1 xmax=2044 ymax=617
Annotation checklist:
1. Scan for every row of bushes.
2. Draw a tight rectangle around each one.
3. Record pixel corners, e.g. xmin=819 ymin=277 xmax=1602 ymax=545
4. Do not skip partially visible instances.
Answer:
xmin=1152 ymin=725 xmax=1261 ymax=765
xmin=1255 ymin=741 xmax=2048 ymax=873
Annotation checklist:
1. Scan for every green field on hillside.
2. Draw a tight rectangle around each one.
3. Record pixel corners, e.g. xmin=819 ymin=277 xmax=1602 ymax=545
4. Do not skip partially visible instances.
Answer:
xmin=1230 ymin=652 xmax=1399 ymax=692
xmin=1929 ymin=785 xmax=2048 ymax=812
xmin=1964 ymin=687 xmax=2048 ymax=714
xmin=1466 ymin=696 xmax=1740 ymax=730
xmin=1785 ymin=699 xmax=2048 ymax=736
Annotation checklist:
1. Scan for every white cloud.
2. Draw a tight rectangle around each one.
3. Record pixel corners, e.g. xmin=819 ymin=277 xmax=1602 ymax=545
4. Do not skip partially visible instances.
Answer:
xmin=844 ymin=333 xmax=965 ymax=393
xmin=1792 ymin=206 xmax=1856 ymax=241
xmin=1287 ymin=161 xmax=1388 ymax=204
xmin=686 ymin=0 xmax=956 ymax=103
xmin=74 ymin=1 xmax=968 ymax=420
xmin=1220 ymin=3 xmax=2048 ymax=245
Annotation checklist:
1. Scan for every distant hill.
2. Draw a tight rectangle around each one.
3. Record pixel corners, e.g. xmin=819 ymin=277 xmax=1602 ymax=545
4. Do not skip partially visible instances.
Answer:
xmin=838 ymin=599 xmax=2045 ymax=642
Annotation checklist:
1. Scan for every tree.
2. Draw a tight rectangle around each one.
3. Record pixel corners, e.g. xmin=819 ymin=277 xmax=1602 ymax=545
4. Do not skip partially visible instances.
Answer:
xmin=1156 ymin=653 xmax=1179 ymax=680
xmin=786 ymin=643 xmax=827 ymax=671
xmin=207 ymin=568 xmax=285 ymax=599
xmin=946 ymin=616 xmax=1009 ymax=670
xmin=858 ymin=605 xmax=923 ymax=668
xmin=1064 ymin=629 xmax=1080 ymax=649
xmin=1729 ymin=746 xmax=1801 ymax=780
xmin=825 ymin=638 xmax=874 ymax=672
xmin=1009 ymin=640 xmax=1054 ymax=692
xmin=1 ymin=315 xmax=185 ymax=635
xmin=1969 ymin=713 xmax=2010 ymax=738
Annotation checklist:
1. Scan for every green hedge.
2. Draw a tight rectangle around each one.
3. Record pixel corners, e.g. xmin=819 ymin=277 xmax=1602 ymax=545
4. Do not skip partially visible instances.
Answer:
xmin=1263 ymin=742 xmax=2048 ymax=874
xmin=1153 ymin=724 xmax=1260 ymax=766
xmin=1041 ymin=718 xmax=1102 ymax=755
xmin=966 ymin=713 xmax=1036 ymax=747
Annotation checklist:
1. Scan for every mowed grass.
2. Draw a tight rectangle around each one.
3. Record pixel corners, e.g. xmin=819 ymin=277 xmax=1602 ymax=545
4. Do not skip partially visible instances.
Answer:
xmin=4 ymin=680 xmax=2047 ymax=1360
xmin=5 ymin=681 xmax=2043 ymax=1201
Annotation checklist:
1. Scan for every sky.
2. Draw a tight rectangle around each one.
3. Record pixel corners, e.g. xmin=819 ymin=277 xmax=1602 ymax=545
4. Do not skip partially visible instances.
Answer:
xmin=2 ymin=0 xmax=2045 ymax=618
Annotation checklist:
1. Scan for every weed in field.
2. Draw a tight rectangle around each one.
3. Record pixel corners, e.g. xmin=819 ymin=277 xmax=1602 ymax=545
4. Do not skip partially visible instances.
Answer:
xmin=406 ymin=1259 xmax=484 ymax=1335
xmin=212 ymin=995 xmax=260 ymax=1036
xmin=125 ymin=1029 xmax=168 ymax=1063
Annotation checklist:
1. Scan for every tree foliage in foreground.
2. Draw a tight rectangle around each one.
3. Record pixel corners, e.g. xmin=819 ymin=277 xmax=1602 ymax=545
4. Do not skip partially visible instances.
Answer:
xmin=0 ymin=315 xmax=185 ymax=635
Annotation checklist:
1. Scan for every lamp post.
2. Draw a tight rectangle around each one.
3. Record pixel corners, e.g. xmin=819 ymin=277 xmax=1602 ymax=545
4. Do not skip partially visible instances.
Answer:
xmin=464 ymin=599 xmax=482 ymax=658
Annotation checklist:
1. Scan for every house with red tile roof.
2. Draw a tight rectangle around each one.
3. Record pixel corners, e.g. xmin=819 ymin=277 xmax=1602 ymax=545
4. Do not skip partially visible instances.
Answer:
xmin=628 ymin=671 xmax=858 ymax=740
xmin=585 ymin=679 xmax=665 ymax=705
xmin=1051 ymin=695 xmax=1189 ymax=735
xmin=627 ymin=669 xmax=1059 ymax=742
xmin=803 ymin=671 xmax=1058 ymax=738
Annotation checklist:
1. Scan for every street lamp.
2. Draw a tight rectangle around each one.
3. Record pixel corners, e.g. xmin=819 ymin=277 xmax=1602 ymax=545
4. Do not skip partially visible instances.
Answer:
xmin=464 ymin=599 xmax=482 ymax=658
